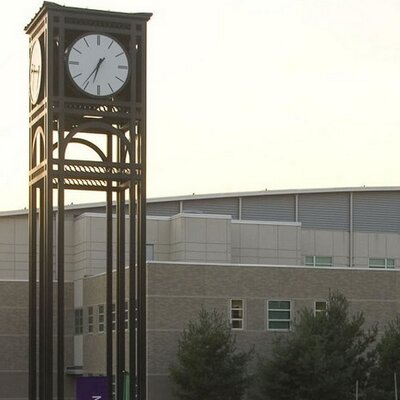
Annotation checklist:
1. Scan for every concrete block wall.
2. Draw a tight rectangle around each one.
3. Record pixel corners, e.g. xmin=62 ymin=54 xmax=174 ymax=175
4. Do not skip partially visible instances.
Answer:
xmin=0 ymin=212 xmax=303 ymax=282
xmin=231 ymin=221 xmax=302 ymax=265
xmin=73 ymin=214 xmax=109 ymax=280
xmin=2 ymin=211 xmax=400 ymax=284
xmin=353 ymin=231 xmax=400 ymax=268
xmin=0 ymin=215 xmax=29 ymax=280
xmin=169 ymin=213 xmax=231 ymax=263
xmin=301 ymin=229 xmax=350 ymax=267
xmin=0 ymin=213 xmax=75 ymax=281
xmin=301 ymin=229 xmax=400 ymax=268
xmin=147 ymin=217 xmax=171 ymax=261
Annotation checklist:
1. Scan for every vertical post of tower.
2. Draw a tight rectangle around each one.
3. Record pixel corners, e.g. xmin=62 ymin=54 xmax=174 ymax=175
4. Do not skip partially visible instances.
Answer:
xmin=26 ymin=4 xmax=151 ymax=400
xmin=28 ymin=186 xmax=37 ymax=400
xmin=137 ymin=27 xmax=148 ymax=397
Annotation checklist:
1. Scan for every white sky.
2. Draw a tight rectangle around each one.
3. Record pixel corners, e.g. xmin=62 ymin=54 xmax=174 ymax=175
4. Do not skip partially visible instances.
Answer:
xmin=1 ymin=0 xmax=400 ymax=211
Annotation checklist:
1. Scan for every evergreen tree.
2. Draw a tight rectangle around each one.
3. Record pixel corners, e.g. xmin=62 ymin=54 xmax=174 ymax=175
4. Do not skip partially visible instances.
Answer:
xmin=366 ymin=316 xmax=400 ymax=399
xmin=253 ymin=291 xmax=376 ymax=400
xmin=169 ymin=307 xmax=253 ymax=400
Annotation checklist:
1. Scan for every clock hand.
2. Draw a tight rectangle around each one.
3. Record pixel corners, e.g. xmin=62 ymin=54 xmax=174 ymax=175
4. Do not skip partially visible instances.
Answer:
xmin=93 ymin=57 xmax=105 ymax=83
xmin=83 ymin=58 xmax=104 ymax=85
xmin=83 ymin=67 xmax=98 ymax=85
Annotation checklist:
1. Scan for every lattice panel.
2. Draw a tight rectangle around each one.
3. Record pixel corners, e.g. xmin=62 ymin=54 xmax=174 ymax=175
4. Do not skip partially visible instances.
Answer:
xmin=64 ymin=163 xmax=131 ymax=176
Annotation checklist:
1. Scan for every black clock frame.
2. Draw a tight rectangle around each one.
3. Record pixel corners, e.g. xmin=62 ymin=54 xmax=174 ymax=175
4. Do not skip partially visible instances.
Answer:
xmin=25 ymin=3 xmax=151 ymax=400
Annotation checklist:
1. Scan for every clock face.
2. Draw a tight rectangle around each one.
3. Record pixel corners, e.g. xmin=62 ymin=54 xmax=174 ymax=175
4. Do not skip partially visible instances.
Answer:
xmin=66 ymin=33 xmax=130 ymax=97
xmin=30 ymin=39 xmax=42 ymax=104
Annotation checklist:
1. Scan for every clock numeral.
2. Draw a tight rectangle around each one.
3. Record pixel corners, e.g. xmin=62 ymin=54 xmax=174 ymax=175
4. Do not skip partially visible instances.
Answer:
xmin=69 ymin=61 xmax=80 ymax=65
xmin=72 ymin=47 xmax=82 ymax=54
xmin=73 ymin=73 xmax=82 ymax=79
xmin=83 ymin=81 xmax=89 ymax=90
xmin=108 ymin=83 xmax=114 ymax=92
xmin=97 ymin=35 xmax=100 ymax=46
xmin=84 ymin=38 xmax=90 ymax=47
xmin=108 ymin=40 xmax=114 ymax=49
xmin=97 ymin=85 xmax=101 ymax=96
xmin=115 ymin=76 xmax=124 ymax=83
xmin=115 ymin=52 xmax=124 ymax=58
xmin=118 ymin=65 xmax=128 ymax=70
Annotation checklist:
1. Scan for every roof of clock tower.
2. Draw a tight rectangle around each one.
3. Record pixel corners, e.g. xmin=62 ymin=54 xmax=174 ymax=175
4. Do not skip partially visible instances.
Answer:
xmin=25 ymin=2 xmax=152 ymax=34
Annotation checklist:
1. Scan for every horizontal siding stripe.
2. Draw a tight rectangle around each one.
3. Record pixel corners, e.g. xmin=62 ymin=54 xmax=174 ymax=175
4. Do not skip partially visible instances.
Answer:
xmin=353 ymin=192 xmax=400 ymax=233
xmin=182 ymin=198 xmax=239 ymax=219
xmin=145 ymin=190 xmax=400 ymax=234
xmin=298 ymin=193 xmax=350 ymax=230
xmin=147 ymin=201 xmax=180 ymax=217
xmin=241 ymin=195 xmax=295 ymax=222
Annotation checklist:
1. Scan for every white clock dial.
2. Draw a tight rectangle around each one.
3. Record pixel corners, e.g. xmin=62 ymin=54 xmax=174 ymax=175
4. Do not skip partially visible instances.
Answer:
xmin=67 ymin=33 xmax=130 ymax=97
xmin=30 ymin=39 xmax=42 ymax=104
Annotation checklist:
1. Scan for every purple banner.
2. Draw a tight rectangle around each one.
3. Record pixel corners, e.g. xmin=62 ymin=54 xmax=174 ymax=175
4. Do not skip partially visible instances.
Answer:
xmin=76 ymin=376 xmax=110 ymax=400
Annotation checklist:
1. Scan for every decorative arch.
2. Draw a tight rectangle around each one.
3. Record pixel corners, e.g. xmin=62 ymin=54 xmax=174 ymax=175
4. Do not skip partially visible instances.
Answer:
xmin=61 ymin=121 xmax=132 ymax=162
xmin=32 ymin=126 xmax=45 ymax=167
xmin=65 ymin=138 xmax=107 ymax=162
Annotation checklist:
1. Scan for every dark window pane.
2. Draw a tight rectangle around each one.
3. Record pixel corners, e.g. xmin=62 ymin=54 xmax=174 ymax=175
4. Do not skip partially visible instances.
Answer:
xmin=269 ymin=301 xmax=290 ymax=310
xmin=269 ymin=310 xmax=290 ymax=319
xmin=232 ymin=310 xmax=243 ymax=319
xmin=232 ymin=320 xmax=242 ymax=329
xmin=269 ymin=320 xmax=290 ymax=330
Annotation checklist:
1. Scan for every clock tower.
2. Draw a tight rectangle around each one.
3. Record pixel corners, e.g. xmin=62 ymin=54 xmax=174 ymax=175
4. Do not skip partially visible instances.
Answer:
xmin=25 ymin=3 xmax=151 ymax=399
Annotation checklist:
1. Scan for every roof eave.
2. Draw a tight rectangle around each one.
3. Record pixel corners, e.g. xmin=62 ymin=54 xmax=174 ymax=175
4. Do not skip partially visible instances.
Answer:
xmin=25 ymin=2 xmax=152 ymax=33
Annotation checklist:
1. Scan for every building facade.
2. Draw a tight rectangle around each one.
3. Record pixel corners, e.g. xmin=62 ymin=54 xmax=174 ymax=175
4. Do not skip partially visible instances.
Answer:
xmin=1 ymin=187 xmax=400 ymax=399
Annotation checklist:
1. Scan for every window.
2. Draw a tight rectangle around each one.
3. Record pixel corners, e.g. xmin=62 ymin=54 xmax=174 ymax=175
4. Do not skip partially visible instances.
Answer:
xmin=305 ymin=256 xmax=314 ymax=266
xmin=75 ymin=308 xmax=83 ymax=335
xmin=230 ymin=299 xmax=244 ymax=330
xmin=98 ymin=304 xmax=105 ymax=333
xmin=314 ymin=301 xmax=327 ymax=316
xmin=112 ymin=303 xmax=116 ymax=331
xmin=369 ymin=258 xmax=395 ymax=269
xmin=125 ymin=301 xmax=129 ymax=331
xmin=305 ymin=256 xmax=333 ymax=267
xmin=268 ymin=300 xmax=291 ymax=331
xmin=88 ymin=306 xmax=93 ymax=334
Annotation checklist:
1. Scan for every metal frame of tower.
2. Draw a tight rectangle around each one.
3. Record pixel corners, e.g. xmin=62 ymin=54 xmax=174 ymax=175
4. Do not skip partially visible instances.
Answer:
xmin=26 ymin=3 xmax=151 ymax=399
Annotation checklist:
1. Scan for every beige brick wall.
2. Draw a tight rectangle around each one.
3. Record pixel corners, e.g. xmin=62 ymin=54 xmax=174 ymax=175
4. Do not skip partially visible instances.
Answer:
xmin=0 ymin=281 xmax=74 ymax=400
xmin=81 ymin=262 xmax=400 ymax=400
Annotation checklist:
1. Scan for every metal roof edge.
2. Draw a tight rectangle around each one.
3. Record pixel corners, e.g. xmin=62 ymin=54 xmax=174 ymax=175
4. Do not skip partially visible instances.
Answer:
xmin=25 ymin=2 xmax=152 ymax=32
xmin=147 ymin=186 xmax=400 ymax=202
xmin=2 ymin=186 xmax=400 ymax=217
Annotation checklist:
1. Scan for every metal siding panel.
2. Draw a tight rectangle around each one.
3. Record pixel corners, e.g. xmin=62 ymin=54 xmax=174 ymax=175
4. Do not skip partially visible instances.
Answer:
xmin=298 ymin=193 xmax=350 ymax=230
xmin=241 ymin=195 xmax=295 ymax=222
xmin=182 ymin=198 xmax=239 ymax=219
xmin=353 ymin=192 xmax=400 ymax=233
xmin=147 ymin=201 xmax=180 ymax=217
